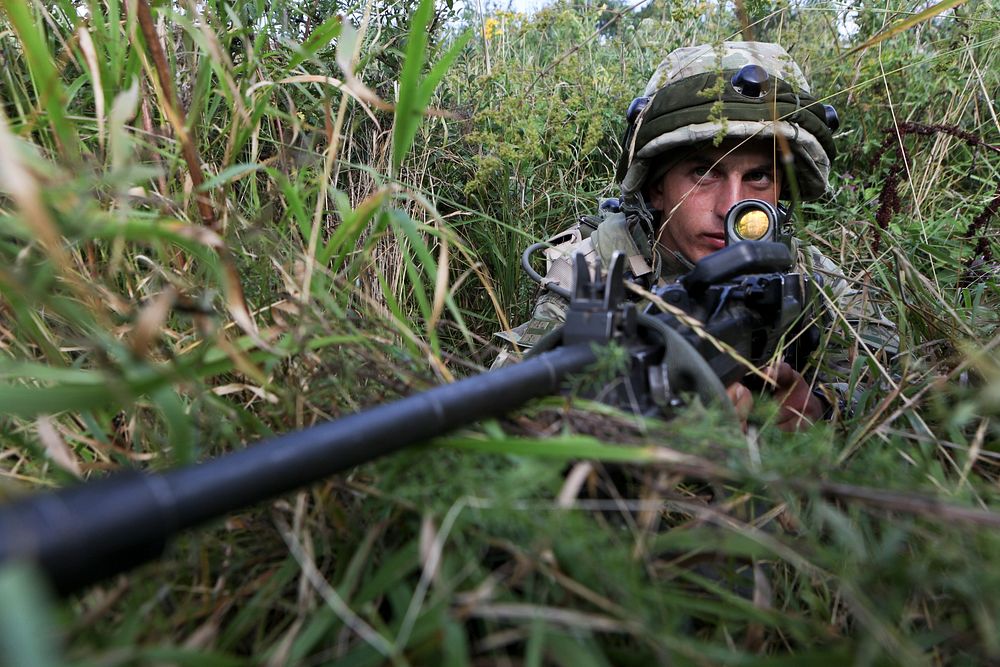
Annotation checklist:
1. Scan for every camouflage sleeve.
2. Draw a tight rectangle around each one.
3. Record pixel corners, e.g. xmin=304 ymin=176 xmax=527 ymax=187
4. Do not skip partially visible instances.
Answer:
xmin=799 ymin=246 xmax=899 ymax=420
xmin=490 ymin=289 xmax=569 ymax=369
xmin=490 ymin=224 xmax=593 ymax=370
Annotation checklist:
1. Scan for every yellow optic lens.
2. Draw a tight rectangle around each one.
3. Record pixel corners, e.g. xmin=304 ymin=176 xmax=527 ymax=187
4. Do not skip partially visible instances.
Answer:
xmin=734 ymin=210 xmax=770 ymax=240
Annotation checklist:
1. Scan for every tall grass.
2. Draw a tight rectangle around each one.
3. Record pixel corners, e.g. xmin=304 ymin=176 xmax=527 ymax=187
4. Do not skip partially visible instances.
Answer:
xmin=0 ymin=0 xmax=998 ymax=664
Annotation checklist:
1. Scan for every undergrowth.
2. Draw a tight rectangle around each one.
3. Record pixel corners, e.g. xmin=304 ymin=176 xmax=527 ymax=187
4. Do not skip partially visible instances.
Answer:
xmin=0 ymin=0 xmax=998 ymax=664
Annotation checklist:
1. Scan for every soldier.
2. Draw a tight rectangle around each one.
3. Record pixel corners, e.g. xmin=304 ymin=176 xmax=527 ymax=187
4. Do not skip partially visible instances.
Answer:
xmin=493 ymin=41 xmax=896 ymax=431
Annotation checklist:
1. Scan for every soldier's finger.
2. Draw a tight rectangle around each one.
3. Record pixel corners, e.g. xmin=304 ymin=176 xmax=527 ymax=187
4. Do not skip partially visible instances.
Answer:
xmin=726 ymin=382 xmax=754 ymax=425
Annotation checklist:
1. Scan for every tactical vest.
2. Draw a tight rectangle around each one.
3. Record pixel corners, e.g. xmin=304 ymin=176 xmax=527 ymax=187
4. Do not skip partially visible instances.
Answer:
xmin=538 ymin=210 xmax=659 ymax=296
xmin=490 ymin=210 xmax=661 ymax=358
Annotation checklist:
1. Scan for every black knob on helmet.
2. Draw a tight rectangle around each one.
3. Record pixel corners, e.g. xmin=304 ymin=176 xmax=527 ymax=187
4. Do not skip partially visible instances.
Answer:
xmin=731 ymin=64 xmax=769 ymax=98
xmin=599 ymin=197 xmax=622 ymax=213
xmin=822 ymin=104 xmax=840 ymax=132
xmin=626 ymin=96 xmax=650 ymax=123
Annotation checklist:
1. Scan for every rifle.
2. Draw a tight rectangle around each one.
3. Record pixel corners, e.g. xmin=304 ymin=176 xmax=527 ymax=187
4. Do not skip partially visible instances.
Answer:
xmin=0 ymin=238 xmax=816 ymax=596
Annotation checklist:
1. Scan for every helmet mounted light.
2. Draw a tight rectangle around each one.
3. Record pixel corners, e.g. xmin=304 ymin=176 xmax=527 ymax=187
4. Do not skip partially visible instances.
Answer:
xmin=731 ymin=64 xmax=770 ymax=98
xmin=822 ymin=104 xmax=840 ymax=132
xmin=626 ymin=96 xmax=651 ymax=123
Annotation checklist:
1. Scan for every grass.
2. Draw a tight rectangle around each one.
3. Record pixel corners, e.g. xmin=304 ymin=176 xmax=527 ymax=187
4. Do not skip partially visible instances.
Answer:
xmin=0 ymin=0 xmax=998 ymax=664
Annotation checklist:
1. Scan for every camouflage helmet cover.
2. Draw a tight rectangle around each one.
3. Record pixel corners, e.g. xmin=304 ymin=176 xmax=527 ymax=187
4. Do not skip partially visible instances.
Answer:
xmin=619 ymin=42 xmax=837 ymax=201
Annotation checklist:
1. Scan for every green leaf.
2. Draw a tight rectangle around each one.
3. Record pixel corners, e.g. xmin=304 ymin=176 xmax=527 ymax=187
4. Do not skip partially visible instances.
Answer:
xmin=416 ymin=30 xmax=472 ymax=111
xmin=441 ymin=617 xmax=471 ymax=667
xmin=133 ymin=647 xmax=248 ymax=667
xmin=525 ymin=619 xmax=546 ymax=667
xmin=435 ymin=435 xmax=658 ymax=463
xmin=390 ymin=20 xmax=470 ymax=174
xmin=153 ymin=387 xmax=195 ymax=465
xmin=197 ymin=163 xmax=264 ymax=191
xmin=651 ymin=526 xmax=772 ymax=559
xmin=0 ymin=563 xmax=60 ymax=667
xmin=323 ymin=190 xmax=389 ymax=268
xmin=288 ymin=14 xmax=343 ymax=69
xmin=391 ymin=0 xmax=434 ymax=175
xmin=0 ymin=361 xmax=105 ymax=385
xmin=1 ymin=0 xmax=81 ymax=161
xmin=391 ymin=211 xmax=438 ymax=280
xmin=848 ymin=0 xmax=969 ymax=55
xmin=0 ymin=383 xmax=128 ymax=418
xmin=544 ymin=633 xmax=612 ymax=667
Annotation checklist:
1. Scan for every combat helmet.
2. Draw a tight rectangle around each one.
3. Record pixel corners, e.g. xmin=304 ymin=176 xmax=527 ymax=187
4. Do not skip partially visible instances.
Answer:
xmin=617 ymin=42 xmax=840 ymax=203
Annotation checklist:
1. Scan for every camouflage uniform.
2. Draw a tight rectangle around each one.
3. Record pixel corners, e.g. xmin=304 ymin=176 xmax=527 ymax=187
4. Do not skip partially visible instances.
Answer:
xmin=493 ymin=208 xmax=896 ymax=414
xmin=493 ymin=42 xmax=897 ymax=417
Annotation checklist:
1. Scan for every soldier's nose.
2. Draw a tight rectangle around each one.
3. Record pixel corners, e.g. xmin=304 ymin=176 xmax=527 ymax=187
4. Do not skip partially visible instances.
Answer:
xmin=714 ymin=177 xmax=743 ymax=218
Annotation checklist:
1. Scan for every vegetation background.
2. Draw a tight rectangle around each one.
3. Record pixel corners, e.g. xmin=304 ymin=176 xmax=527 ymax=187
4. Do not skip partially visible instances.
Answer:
xmin=0 ymin=0 xmax=998 ymax=664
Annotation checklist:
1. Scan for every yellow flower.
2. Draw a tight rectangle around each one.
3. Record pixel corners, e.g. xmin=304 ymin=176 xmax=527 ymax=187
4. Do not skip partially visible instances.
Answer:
xmin=484 ymin=17 xmax=502 ymax=41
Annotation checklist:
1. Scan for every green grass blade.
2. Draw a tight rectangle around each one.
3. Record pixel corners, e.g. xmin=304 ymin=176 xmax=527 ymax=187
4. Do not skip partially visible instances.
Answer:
xmin=323 ymin=190 xmax=389 ymax=268
xmin=0 ymin=383 xmax=132 ymax=418
xmin=391 ymin=0 xmax=434 ymax=175
xmin=415 ymin=30 xmax=472 ymax=112
xmin=1 ymin=0 xmax=81 ymax=161
xmin=197 ymin=163 xmax=265 ymax=191
xmin=434 ymin=435 xmax=660 ymax=463
xmin=848 ymin=0 xmax=970 ymax=55
xmin=0 ymin=361 xmax=104 ymax=385
xmin=152 ymin=386 xmax=196 ymax=465
xmin=0 ymin=564 xmax=60 ymax=667
xmin=288 ymin=14 xmax=343 ymax=69
xmin=544 ymin=633 xmax=612 ymax=667
xmin=131 ymin=647 xmax=247 ymax=667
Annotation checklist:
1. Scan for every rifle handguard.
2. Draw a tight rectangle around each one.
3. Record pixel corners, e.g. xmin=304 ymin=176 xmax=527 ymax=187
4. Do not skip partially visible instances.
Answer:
xmin=682 ymin=242 xmax=792 ymax=294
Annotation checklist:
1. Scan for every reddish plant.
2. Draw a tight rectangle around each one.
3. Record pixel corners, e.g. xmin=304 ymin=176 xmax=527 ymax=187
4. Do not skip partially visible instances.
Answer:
xmin=869 ymin=121 xmax=999 ymax=264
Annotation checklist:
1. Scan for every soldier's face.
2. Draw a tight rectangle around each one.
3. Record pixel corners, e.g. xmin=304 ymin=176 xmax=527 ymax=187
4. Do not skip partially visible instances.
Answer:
xmin=648 ymin=141 xmax=782 ymax=263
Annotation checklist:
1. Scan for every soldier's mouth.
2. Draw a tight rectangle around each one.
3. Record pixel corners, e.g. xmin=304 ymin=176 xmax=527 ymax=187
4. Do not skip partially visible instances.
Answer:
xmin=703 ymin=233 xmax=726 ymax=249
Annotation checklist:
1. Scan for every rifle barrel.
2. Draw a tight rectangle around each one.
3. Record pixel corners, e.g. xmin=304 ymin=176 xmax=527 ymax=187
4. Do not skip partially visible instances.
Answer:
xmin=0 ymin=343 xmax=597 ymax=595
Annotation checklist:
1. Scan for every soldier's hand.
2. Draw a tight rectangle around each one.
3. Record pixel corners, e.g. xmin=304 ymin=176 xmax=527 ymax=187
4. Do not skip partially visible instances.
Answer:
xmin=726 ymin=382 xmax=753 ymax=433
xmin=765 ymin=361 xmax=824 ymax=432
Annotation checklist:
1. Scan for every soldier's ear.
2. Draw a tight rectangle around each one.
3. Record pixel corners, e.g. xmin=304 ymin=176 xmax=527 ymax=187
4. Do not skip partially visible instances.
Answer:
xmin=645 ymin=176 xmax=666 ymax=210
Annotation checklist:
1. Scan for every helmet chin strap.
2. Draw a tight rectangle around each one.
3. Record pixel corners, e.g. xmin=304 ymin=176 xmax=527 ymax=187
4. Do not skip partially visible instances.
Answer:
xmin=620 ymin=190 xmax=658 ymax=240
xmin=662 ymin=247 xmax=696 ymax=273
xmin=620 ymin=195 xmax=697 ymax=276
xmin=653 ymin=216 xmax=696 ymax=272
